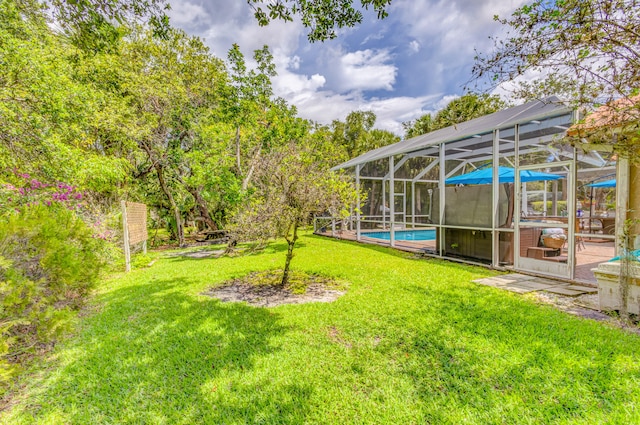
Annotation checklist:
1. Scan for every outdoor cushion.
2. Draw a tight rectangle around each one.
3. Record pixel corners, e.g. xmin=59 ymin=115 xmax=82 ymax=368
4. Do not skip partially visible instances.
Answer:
xmin=541 ymin=228 xmax=565 ymax=235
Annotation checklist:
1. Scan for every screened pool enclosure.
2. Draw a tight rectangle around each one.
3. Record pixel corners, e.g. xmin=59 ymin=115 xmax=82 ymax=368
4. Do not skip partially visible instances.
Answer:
xmin=321 ymin=97 xmax=620 ymax=283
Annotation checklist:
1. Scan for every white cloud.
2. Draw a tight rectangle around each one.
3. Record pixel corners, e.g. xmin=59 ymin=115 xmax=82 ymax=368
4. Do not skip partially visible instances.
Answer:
xmin=386 ymin=0 xmax=528 ymax=92
xmin=361 ymin=30 xmax=386 ymax=45
xmin=167 ymin=1 xmax=210 ymax=27
xmin=165 ymin=0 xmax=528 ymax=138
xmin=286 ymin=89 xmax=448 ymax=136
xmin=288 ymin=55 xmax=301 ymax=71
xmin=364 ymin=95 xmax=444 ymax=135
xmin=336 ymin=49 xmax=397 ymax=92
xmin=392 ymin=0 xmax=527 ymax=43
xmin=202 ymin=20 xmax=301 ymax=60
xmin=273 ymin=72 xmax=326 ymax=98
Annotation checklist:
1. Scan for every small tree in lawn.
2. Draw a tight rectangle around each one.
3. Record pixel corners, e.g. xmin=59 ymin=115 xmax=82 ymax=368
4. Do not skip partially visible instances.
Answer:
xmin=232 ymin=142 xmax=358 ymax=286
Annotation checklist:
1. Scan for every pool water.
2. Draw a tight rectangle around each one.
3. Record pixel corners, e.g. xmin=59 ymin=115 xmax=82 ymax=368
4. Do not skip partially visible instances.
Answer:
xmin=364 ymin=229 xmax=436 ymax=241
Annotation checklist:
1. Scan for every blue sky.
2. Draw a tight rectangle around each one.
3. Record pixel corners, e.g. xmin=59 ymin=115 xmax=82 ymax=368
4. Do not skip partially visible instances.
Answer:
xmin=167 ymin=0 xmax=528 ymax=135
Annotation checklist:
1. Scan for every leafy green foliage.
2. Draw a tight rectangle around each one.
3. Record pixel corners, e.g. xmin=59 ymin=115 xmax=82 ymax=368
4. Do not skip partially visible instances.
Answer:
xmin=325 ymin=110 xmax=400 ymax=164
xmin=531 ymin=200 xmax=568 ymax=214
xmin=248 ymin=0 xmax=392 ymax=41
xmin=36 ymin=0 xmax=171 ymax=52
xmin=231 ymin=143 xmax=358 ymax=284
xmin=2 ymin=0 xmax=396 ymax=249
xmin=0 ymin=206 xmax=104 ymax=390
xmin=473 ymin=0 xmax=640 ymax=106
xmin=112 ymin=27 xmax=232 ymax=245
xmin=0 ymin=0 xmax=133 ymax=193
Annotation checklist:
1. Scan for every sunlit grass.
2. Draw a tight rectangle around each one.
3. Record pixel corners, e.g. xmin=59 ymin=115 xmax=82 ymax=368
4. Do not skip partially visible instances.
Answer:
xmin=4 ymin=234 xmax=640 ymax=424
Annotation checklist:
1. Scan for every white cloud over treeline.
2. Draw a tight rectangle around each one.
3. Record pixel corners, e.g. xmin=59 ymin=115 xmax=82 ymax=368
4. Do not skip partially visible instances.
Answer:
xmin=167 ymin=0 xmax=527 ymax=136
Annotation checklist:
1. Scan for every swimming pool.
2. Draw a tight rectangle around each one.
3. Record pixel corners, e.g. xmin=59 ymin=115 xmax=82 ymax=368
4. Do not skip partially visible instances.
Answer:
xmin=364 ymin=229 xmax=436 ymax=241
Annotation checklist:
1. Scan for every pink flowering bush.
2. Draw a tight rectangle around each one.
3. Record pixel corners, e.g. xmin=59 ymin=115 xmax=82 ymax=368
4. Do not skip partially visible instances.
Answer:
xmin=1 ymin=173 xmax=116 ymax=241
xmin=1 ymin=173 xmax=86 ymax=212
xmin=0 ymin=173 xmax=110 ymax=388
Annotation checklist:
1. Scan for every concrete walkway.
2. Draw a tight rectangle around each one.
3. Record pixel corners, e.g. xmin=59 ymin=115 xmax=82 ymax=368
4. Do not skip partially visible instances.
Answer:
xmin=473 ymin=274 xmax=640 ymax=333
xmin=472 ymin=273 xmax=598 ymax=296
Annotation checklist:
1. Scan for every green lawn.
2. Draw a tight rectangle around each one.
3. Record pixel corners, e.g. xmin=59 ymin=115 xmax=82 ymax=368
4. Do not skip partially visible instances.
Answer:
xmin=4 ymin=234 xmax=640 ymax=424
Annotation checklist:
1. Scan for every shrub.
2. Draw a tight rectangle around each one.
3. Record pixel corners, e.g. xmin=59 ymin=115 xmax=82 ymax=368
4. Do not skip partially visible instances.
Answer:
xmin=531 ymin=200 xmax=567 ymax=214
xmin=0 ymin=205 xmax=104 ymax=388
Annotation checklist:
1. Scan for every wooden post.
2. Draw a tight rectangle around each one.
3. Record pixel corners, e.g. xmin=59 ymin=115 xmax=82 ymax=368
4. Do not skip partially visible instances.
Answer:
xmin=121 ymin=201 xmax=131 ymax=272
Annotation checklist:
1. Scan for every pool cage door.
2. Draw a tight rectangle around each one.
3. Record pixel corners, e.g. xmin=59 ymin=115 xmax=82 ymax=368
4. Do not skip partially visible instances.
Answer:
xmin=393 ymin=181 xmax=407 ymax=227
xmin=515 ymin=161 xmax=575 ymax=280
xmin=381 ymin=180 xmax=407 ymax=229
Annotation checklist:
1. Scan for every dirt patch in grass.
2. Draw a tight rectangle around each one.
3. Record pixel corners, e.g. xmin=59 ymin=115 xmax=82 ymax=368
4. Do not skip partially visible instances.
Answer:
xmin=203 ymin=271 xmax=347 ymax=307
xmin=327 ymin=326 xmax=353 ymax=348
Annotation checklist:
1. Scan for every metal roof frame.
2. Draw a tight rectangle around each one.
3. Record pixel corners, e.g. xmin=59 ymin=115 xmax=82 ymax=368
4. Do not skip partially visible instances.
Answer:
xmin=332 ymin=96 xmax=574 ymax=171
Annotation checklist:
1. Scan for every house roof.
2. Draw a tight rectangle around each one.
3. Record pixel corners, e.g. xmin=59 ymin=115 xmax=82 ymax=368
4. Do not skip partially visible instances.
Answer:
xmin=567 ymin=95 xmax=640 ymax=137
xmin=333 ymin=96 xmax=574 ymax=170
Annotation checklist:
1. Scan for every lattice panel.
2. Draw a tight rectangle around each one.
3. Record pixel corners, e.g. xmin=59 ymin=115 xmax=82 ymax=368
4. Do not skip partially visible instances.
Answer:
xmin=126 ymin=202 xmax=148 ymax=245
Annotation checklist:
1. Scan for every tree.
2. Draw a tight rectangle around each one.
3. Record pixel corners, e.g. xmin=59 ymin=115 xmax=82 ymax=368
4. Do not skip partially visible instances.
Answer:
xmin=25 ymin=0 xmax=394 ymax=51
xmin=225 ymin=44 xmax=273 ymax=180
xmin=330 ymin=111 xmax=400 ymax=160
xmin=223 ymin=45 xmax=307 ymax=192
xmin=3 ymin=0 xmax=393 ymax=249
xmin=0 ymin=0 xmax=132 ymax=192
xmin=247 ymin=0 xmax=392 ymax=41
xmin=2 ymin=0 xmax=171 ymax=52
xmin=472 ymin=0 xmax=639 ymax=107
xmin=472 ymin=0 xmax=639 ymax=208
xmin=403 ymin=113 xmax=435 ymax=140
xmin=121 ymin=28 xmax=228 ymax=245
xmin=403 ymin=93 xmax=507 ymax=139
xmin=231 ymin=143 xmax=358 ymax=286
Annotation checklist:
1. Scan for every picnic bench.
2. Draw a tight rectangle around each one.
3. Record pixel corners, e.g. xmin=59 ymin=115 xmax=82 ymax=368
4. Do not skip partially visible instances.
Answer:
xmin=195 ymin=230 xmax=230 ymax=243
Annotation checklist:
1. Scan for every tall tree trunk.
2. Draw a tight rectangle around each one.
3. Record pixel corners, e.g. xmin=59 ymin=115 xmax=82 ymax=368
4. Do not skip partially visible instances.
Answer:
xmin=242 ymin=144 xmax=263 ymax=191
xmin=235 ymin=125 xmax=242 ymax=175
xmin=187 ymin=186 xmax=218 ymax=230
xmin=281 ymin=220 xmax=299 ymax=286
xmin=156 ymin=164 xmax=185 ymax=247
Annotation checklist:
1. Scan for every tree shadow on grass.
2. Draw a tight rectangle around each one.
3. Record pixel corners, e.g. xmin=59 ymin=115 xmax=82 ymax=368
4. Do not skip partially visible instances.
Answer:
xmin=163 ymin=240 xmax=308 ymax=263
xmin=17 ymin=277 xmax=313 ymax=424
xmin=397 ymin=284 xmax=640 ymax=423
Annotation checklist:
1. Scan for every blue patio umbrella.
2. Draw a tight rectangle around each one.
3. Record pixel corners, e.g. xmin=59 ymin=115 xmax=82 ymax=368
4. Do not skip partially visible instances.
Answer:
xmin=586 ymin=179 xmax=616 ymax=188
xmin=445 ymin=166 xmax=562 ymax=185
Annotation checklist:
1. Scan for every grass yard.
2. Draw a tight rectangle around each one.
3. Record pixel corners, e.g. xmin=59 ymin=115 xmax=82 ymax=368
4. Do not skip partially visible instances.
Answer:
xmin=3 ymin=234 xmax=640 ymax=424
